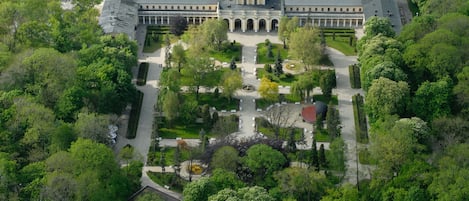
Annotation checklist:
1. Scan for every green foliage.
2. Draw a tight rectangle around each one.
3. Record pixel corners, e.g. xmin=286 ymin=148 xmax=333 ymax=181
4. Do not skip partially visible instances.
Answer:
xmin=210 ymin=146 xmax=239 ymax=172
xmin=289 ymin=27 xmax=322 ymax=71
xmin=257 ymin=43 xmax=289 ymax=64
xmin=147 ymin=172 xmax=187 ymax=193
xmin=363 ymin=16 xmax=395 ymax=38
xmin=352 ymin=94 xmax=368 ymax=143
xmin=320 ymin=70 xmax=336 ymax=98
xmin=412 ymin=78 xmax=452 ymax=122
xmin=183 ymin=177 xmax=217 ymax=201
xmin=221 ymin=70 xmax=243 ymax=102
xmin=258 ymin=77 xmax=279 ymax=102
xmin=243 ymin=144 xmax=287 ymax=188
xmin=365 ymin=78 xmax=410 ymax=123
xmin=326 ymin=104 xmax=341 ymax=140
xmin=136 ymin=62 xmax=149 ymax=86
xmin=127 ymin=90 xmax=144 ymax=139
xmin=274 ymin=167 xmax=332 ymax=200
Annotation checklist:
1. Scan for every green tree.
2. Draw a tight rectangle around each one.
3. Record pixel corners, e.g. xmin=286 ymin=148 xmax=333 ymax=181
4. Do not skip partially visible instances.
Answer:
xmin=49 ymin=123 xmax=77 ymax=153
xmin=326 ymin=104 xmax=341 ymax=139
xmin=74 ymin=112 xmax=112 ymax=145
xmin=171 ymin=44 xmax=186 ymax=72
xmin=319 ymin=144 xmax=327 ymax=168
xmin=328 ymin=138 xmax=345 ymax=172
xmin=363 ymin=16 xmax=395 ymax=38
xmin=320 ymin=70 xmax=336 ymax=98
xmin=310 ymin=139 xmax=319 ymax=171
xmin=274 ymin=167 xmax=331 ymax=201
xmin=169 ymin=15 xmax=188 ymax=36
xmin=200 ymin=19 xmax=228 ymax=51
xmin=258 ymin=77 xmax=279 ymax=102
xmin=210 ymin=169 xmax=245 ymax=191
xmin=243 ymin=144 xmax=287 ymax=187
xmin=0 ymin=152 xmax=18 ymax=200
xmin=137 ymin=193 xmax=164 ymax=201
xmin=428 ymin=143 xmax=469 ymax=201
xmin=363 ymin=61 xmax=407 ymax=91
xmin=211 ymin=146 xmax=239 ymax=172
xmin=278 ymin=16 xmax=299 ymax=48
xmin=321 ymin=184 xmax=359 ymax=201
xmin=221 ymin=70 xmax=242 ymax=102
xmin=162 ymin=90 xmax=180 ymax=127
xmin=454 ymin=66 xmax=469 ymax=115
xmin=209 ymin=186 xmax=274 ymax=201
xmin=182 ymin=177 xmax=217 ymax=201
xmin=289 ymin=27 xmax=322 ymax=71
xmin=412 ymin=78 xmax=452 ymax=122
xmin=230 ymin=57 xmax=237 ymax=70
xmin=365 ymin=77 xmax=410 ymax=123
xmin=181 ymin=57 xmax=215 ymax=100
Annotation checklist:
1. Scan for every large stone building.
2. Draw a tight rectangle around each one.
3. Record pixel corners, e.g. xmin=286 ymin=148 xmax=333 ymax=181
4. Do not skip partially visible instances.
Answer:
xmin=99 ymin=0 xmax=401 ymax=39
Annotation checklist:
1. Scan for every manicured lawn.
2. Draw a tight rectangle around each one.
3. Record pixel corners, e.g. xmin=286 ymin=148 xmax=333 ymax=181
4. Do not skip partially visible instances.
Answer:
xmin=147 ymin=172 xmax=188 ymax=193
xmin=314 ymin=129 xmax=330 ymax=142
xmin=158 ymin=123 xmax=208 ymax=139
xmin=313 ymin=94 xmax=338 ymax=105
xmin=147 ymin=147 xmax=191 ymax=166
xmin=209 ymin=42 xmax=243 ymax=62
xmin=256 ymin=43 xmax=289 ymax=64
xmin=255 ymin=117 xmax=303 ymax=141
xmin=181 ymin=93 xmax=239 ymax=111
xmin=180 ymin=67 xmax=231 ymax=86
xmin=143 ymin=26 xmax=178 ymax=53
xmin=325 ymin=37 xmax=356 ymax=56
xmin=256 ymin=68 xmax=298 ymax=86
xmin=256 ymin=94 xmax=301 ymax=110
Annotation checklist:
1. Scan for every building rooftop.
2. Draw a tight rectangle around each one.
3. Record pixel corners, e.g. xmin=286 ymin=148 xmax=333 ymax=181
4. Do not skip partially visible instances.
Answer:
xmin=218 ymin=0 xmax=281 ymax=11
xmin=285 ymin=0 xmax=362 ymax=6
xmin=362 ymin=0 xmax=402 ymax=33
xmin=99 ymin=0 xmax=139 ymax=39
xmin=136 ymin=0 xmax=218 ymax=4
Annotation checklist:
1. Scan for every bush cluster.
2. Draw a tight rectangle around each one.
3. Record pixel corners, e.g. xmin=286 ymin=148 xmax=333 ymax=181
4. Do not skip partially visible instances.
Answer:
xmin=352 ymin=93 xmax=368 ymax=143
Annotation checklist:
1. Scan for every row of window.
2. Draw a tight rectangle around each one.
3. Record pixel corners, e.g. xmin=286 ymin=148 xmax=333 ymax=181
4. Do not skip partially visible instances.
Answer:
xmin=140 ymin=4 xmax=217 ymax=11
xmin=286 ymin=7 xmax=362 ymax=12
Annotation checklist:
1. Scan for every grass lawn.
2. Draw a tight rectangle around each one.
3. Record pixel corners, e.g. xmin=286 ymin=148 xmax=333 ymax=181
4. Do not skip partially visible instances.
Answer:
xmin=256 ymin=43 xmax=289 ymax=64
xmin=209 ymin=42 xmax=243 ymax=62
xmin=180 ymin=67 xmax=231 ymax=86
xmin=256 ymin=68 xmax=298 ymax=86
xmin=313 ymin=94 xmax=338 ymax=105
xmin=325 ymin=37 xmax=356 ymax=56
xmin=255 ymin=117 xmax=303 ymax=141
xmin=287 ymin=150 xmax=311 ymax=162
xmin=158 ymin=123 xmax=208 ymax=139
xmin=143 ymin=26 xmax=178 ymax=53
xmin=358 ymin=148 xmax=377 ymax=165
xmin=181 ymin=92 xmax=239 ymax=111
xmin=314 ymin=129 xmax=331 ymax=142
xmin=256 ymin=94 xmax=301 ymax=110
xmin=147 ymin=172 xmax=188 ymax=193
xmin=147 ymin=147 xmax=191 ymax=166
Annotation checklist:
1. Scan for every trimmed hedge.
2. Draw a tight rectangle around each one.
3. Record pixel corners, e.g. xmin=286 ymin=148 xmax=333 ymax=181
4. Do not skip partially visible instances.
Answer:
xmin=126 ymin=90 xmax=144 ymax=139
xmin=136 ymin=62 xmax=149 ymax=86
xmin=352 ymin=94 xmax=368 ymax=143
xmin=349 ymin=64 xmax=361 ymax=89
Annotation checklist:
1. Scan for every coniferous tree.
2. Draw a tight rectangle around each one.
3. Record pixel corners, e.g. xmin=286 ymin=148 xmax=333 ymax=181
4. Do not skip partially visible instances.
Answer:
xmin=310 ymin=139 xmax=319 ymax=171
xmin=319 ymin=144 xmax=327 ymax=168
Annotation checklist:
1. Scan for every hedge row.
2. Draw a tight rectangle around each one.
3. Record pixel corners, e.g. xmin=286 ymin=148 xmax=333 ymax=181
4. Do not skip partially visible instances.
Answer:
xmin=126 ymin=90 xmax=144 ymax=139
xmin=352 ymin=94 xmax=368 ymax=143
xmin=136 ymin=62 xmax=149 ymax=86
xmin=349 ymin=64 xmax=361 ymax=89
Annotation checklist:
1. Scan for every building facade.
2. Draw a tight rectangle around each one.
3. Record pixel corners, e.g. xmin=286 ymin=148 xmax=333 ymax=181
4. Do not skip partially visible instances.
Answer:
xmin=99 ymin=0 xmax=368 ymax=38
xmin=135 ymin=0 xmax=364 ymax=32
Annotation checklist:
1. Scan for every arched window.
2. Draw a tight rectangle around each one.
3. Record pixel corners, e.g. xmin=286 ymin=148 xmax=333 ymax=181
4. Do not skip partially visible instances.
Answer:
xmin=209 ymin=6 xmax=211 ymax=10
xmin=321 ymin=8 xmax=324 ymax=11
xmin=296 ymin=7 xmax=299 ymax=11
xmin=203 ymin=6 xmax=205 ymax=10
xmin=334 ymin=8 xmax=336 ymax=11
xmin=327 ymin=8 xmax=330 ymax=11
xmin=196 ymin=6 xmax=199 ymax=10
xmin=315 ymin=7 xmax=318 ymax=11
xmin=359 ymin=8 xmax=362 ymax=12
xmin=346 ymin=8 xmax=349 ymax=12
xmin=146 ymin=5 xmax=148 ymax=9
xmin=152 ymin=5 xmax=155 ymax=9
xmin=352 ymin=8 xmax=355 ymax=12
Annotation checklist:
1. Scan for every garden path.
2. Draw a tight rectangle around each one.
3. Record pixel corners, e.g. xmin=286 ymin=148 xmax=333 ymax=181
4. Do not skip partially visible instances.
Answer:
xmin=327 ymin=47 xmax=372 ymax=185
